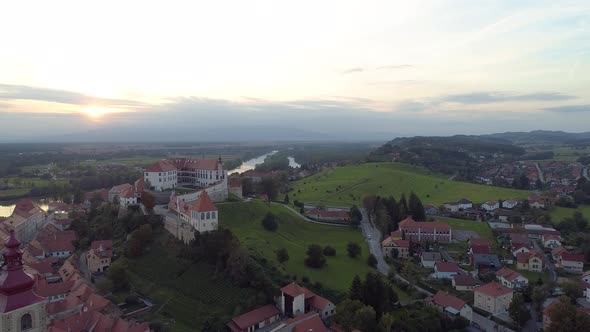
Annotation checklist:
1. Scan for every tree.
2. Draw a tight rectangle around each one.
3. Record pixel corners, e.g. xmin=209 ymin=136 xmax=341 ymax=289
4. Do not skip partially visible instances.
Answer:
xmin=362 ymin=195 xmax=378 ymax=222
xmin=277 ymin=248 xmax=289 ymax=263
xmin=334 ymin=299 xmax=365 ymax=332
xmin=560 ymin=280 xmax=583 ymax=301
xmin=141 ymin=191 xmax=156 ymax=211
xmin=258 ymin=177 xmax=279 ymax=201
xmin=323 ymin=246 xmax=336 ymax=256
xmin=305 ymin=244 xmax=326 ymax=268
xmin=261 ymin=212 xmax=278 ymax=231
xmin=126 ymin=237 xmax=142 ymax=257
xmin=347 ymin=242 xmax=361 ymax=258
xmin=349 ymin=205 xmax=362 ymax=228
xmin=283 ymin=194 xmax=290 ymax=204
xmin=398 ymin=193 xmax=408 ymax=219
xmin=378 ymin=313 xmax=395 ymax=332
xmin=508 ymin=293 xmax=531 ymax=327
xmin=408 ymin=192 xmax=426 ymax=221
xmin=109 ymin=258 xmax=130 ymax=291
xmin=547 ymin=296 xmax=590 ymax=332
xmin=367 ymin=254 xmax=378 ymax=268
xmin=361 ymin=272 xmax=397 ymax=319
xmin=95 ymin=279 xmax=113 ymax=295
xmin=349 ymin=275 xmax=363 ymax=301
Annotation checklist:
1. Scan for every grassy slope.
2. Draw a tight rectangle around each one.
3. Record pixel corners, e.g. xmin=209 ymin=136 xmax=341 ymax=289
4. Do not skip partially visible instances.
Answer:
xmin=290 ymin=162 xmax=529 ymax=207
xmin=549 ymin=205 xmax=590 ymax=224
xmin=127 ymin=232 xmax=258 ymax=332
xmin=219 ymin=201 xmax=373 ymax=294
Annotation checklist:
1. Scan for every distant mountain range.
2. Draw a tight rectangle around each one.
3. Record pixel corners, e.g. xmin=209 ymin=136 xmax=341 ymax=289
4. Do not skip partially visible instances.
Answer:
xmin=481 ymin=130 xmax=590 ymax=146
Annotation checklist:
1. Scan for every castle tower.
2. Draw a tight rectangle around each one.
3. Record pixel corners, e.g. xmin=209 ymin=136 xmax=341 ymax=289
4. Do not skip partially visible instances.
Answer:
xmin=0 ymin=231 xmax=47 ymax=332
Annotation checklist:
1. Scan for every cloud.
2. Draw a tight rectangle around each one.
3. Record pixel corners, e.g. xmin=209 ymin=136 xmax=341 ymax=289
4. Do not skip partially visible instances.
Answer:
xmin=543 ymin=104 xmax=590 ymax=113
xmin=443 ymin=91 xmax=576 ymax=104
xmin=0 ymin=83 xmax=147 ymax=108
xmin=376 ymin=64 xmax=413 ymax=70
xmin=340 ymin=67 xmax=365 ymax=74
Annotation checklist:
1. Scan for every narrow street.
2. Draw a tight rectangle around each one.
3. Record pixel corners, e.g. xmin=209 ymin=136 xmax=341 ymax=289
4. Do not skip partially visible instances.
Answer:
xmin=535 ymin=163 xmax=545 ymax=183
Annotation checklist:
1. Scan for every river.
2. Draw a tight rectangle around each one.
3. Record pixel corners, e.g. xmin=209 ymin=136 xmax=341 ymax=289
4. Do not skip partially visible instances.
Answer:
xmin=229 ymin=151 xmax=300 ymax=175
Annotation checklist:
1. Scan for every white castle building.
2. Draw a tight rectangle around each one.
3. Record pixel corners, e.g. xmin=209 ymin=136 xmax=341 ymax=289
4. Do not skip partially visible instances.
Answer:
xmin=144 ymin=157 xmax=227 ymax=192
xmin=168 ymin=190 xmax=218 ymax=233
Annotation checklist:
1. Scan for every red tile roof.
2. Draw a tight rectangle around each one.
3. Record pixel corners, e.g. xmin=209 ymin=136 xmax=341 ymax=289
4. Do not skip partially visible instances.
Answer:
xmin=435 ymin=262 xmax=462 ymax=273
xmin=145 ymin=160 xmax=177 ymax=172
xmin=560 ymin=253 xmax=584 ymax=263
xmin=229 ymin=304 xmax=279 ymax=330
xmin=495 ymin=267 xmax=523 ymax=282
xmin=425 ymin=290 xmax=467 ymax=311
xmin=292 ymin=315 xmax=329 ymax=332
xmin=551 ymin=247 xmax=568 ymax=257
xmin=399 ymin=217 xmax=450 ymax=230
xmin=475 ymin=281 xmax=513 ymax=297
xmin=34 ymin=278 xmax=73 ymax=297
xmin=453 ymin=274 xmax=476 ymax=286
xmin=190 ymin=191 xmax=217 ymax=212
xmin=170 ymin=158 xmax=220 ymax=171
xmin=470 ymin=238 xmax=492 ymax=247
xmin=471 ymin=245 xmax=491 ymax=254
xmin=280 ymin=283 xmax=332 ymax=310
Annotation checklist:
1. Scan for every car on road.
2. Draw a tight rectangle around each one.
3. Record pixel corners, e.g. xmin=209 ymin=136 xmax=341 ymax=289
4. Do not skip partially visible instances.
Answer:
xmin=367 ymin=235 xmax=372 ymax=240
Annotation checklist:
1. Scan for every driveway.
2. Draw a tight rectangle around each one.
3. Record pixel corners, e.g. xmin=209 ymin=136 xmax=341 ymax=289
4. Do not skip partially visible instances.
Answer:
xmin=471 ymin=312 xmax=514 ymax=332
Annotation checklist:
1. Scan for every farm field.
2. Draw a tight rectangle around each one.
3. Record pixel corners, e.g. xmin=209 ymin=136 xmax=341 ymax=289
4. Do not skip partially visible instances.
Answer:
xmin=0 ymin=177 xmax=67 ymax=199
xmin=551 ymin=146 xmax=590 ymax=161
xmin=127 ymin=231 xmax=260 ymax=331
xmin=79 ymin=153 xmax=242 ymax=168
xmin=437 ymin=217 xmax=494 ymax=240
xmin=549 ymin=205 xmax=590 ymax=224
xmin=219 ymin=201 xmax=374 ymax=294
xmin=290 ymin=162 xmax=530 ymax=207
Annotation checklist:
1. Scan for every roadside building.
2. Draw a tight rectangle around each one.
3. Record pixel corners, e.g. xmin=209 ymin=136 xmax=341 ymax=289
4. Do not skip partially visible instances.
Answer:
xmin=474 ymin=281 xmax=514 ymax=316
xmin=557 ymin=253 xmax=585 ymax=274
xmin=443 ymin=199 xmax=472 ymax=212
xmin=551 ymin=247 xmax=568 ymax=261
xmin=481 ymin=200 xmax=499 ymax=212
xmin=425 ymin=290 xmax=473 ymax=321
xmin=278 ymin=283 xmax=335 ymax=320
xmin=227 ymin=304 xmax=281 ymax=332
xmin=471 ymin=253 xmax=501 ymax=272
xmin=398 ymin=217 xmax=451 ymax=243
xmin=501 ymin=199 xmax=520 ymax=209
xmin=433 ymin=262 xmax=463 ymax=279
xmin=86 ymin=240 xmax=113 ymax=274
xmin=452 ymin=274 xmax=477 ymax=291
xmin=516 ymin=251 xmax=544 ymax=272
xmin=511 ymin=243 xmax=531 ymax=257
xmin=381 ymin=238 xmax=410 ymax=259
xmin=542 ymin=234 xmax=562 ymax=249
xmin=495 ymin=267 xmax=528 ymax=290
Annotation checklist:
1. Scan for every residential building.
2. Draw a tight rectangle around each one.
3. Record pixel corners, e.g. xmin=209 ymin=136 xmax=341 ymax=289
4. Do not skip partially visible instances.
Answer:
xmin=471 ymin=253 xmax=501 ymax=272
xmin=168 ymin=190 xmax=219 ymax=233
xmin=424 ymin=204 xmax=439 ymax=216
xmin=511 ymin=243 xmax=531 ymax=257
xmin=2 ymin=199 xmax=47 ymax=245
xmin=469 ymin=238 xmax=492 ymax=248
xmin=0 ymin=231 xmax=48 ymax=332
xmin=86 ymin=240 xmax=113 ymax=273
xmin=433 ymin=262 xmax=463 ymax=279
xmin=481 ymin=201 xmax=499 ymax=211
xmin=557 ymin=253 xmax=585 ymax=274
xmin=495 ymin=267 xmax=528 ymax=289
xmin=144 ymin=157 xmax=227 ymax=191
xmin=551 ymin=247 xmax=568 ymax=261
xmin=452 ymin=274 xmax=477 ymax=291
xmin=425 ymin=291 xmax=472 ymax=321
xmin=108 ymin=183 xmax=138 ymax=206
xmin=278 ymin=283 xmax=335 ymax=320
xmin=227 ymin=304 xmax=281 ymax=332
xmin=34 ymin=278 xmax=73 ymax=303
xmin=83 ymin=189 xmax=109 ymax=206
xmin=398 ymin=217 xmax=452 ymax=243
xmin=516 ymin=251 xmax=544 ymax=272
xmin=381 ymin=238 xmax=410 ymax=259
xmin=501 ymin=199 xmax=520 ymax=209
xmin=582 ymin=270 xmax=590 ymax=283
xmin=542 ymin=234 xmax=562 ymax=249
xmin=474 ymin=281 xmax=514 ymax=316
xmin=421 ymin=252 xmax=442 ymax=268
xmin=443 ymin=199 xmax=472 ymax=212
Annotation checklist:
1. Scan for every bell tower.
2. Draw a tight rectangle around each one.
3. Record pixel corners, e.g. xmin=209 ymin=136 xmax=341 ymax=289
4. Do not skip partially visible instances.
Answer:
xmin=0 ymin=231 xmax=47 ymax=332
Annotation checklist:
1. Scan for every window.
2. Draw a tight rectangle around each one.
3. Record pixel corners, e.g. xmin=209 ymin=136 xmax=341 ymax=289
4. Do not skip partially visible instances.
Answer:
xmin=206 ymin=212 xmax=210 ymax=219
xmin=212 ymin=212 xmax=216 ymax=218
xmin=21 ymin=313 xmax=33 ymax=331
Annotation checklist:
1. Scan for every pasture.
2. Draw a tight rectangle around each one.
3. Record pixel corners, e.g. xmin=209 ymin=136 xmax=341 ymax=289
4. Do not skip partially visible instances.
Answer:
xmin=290 ymin=162 xmax=530 ymax=207
xmin=549 ymin=205 xmax=590 ymax=224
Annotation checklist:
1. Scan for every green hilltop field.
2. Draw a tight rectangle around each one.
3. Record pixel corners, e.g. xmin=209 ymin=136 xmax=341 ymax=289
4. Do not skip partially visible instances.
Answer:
xmin=290 ymin=162 xmax=530 ymax=207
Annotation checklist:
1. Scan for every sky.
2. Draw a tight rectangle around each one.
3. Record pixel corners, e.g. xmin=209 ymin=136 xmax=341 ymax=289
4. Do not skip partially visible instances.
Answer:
xmin=1 ymin=0 xmax=589 ymax=141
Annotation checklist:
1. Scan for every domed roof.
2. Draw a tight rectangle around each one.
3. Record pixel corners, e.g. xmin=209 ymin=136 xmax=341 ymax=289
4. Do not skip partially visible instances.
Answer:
xmin=0 ymin=230 xmax=45 ymax=312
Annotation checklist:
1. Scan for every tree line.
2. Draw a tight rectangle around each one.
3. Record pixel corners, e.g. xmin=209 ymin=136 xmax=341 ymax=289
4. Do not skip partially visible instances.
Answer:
xmin=362 ymin=192 xmax=426 ymax=235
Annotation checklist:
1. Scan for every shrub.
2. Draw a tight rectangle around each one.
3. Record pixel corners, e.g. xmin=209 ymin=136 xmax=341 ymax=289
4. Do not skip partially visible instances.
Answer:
xmin=302 ymin=276 xmax=310 ymax=283
xmin=277 ymin=248 xmax=289 ymax=263
xmin=262 ymin=212 xmax=278 ymax=231
xmin=305 ymin=244 xmax=326 ymax=268
xmin=323 ymin=246 xmax=336 ymax=256
xmin=347 ymin=242 xmax=362 ymax=258
xmin=367 ymin=254 xmax=378 ymax=268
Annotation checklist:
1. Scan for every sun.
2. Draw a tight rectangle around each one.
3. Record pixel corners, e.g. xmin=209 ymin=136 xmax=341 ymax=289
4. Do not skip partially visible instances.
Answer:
xmin=82 ymin=106 xmax=108 ymax=119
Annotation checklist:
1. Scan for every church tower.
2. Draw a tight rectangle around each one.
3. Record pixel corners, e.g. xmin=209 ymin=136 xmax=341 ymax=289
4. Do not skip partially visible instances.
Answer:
xmin=0 ymin=231 xmax=47 ymax=332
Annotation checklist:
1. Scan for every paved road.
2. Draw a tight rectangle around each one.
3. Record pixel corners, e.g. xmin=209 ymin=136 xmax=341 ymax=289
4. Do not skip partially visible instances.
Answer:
xmin=535 ymin=163 xmax=545 ymax=183
xmin=359 ymin=208 xmax=434 ymax=296
xmin=471 ymin=312 xmax=514 ymax=332
xmin=583 ymin=166 xmax=589 ymax=180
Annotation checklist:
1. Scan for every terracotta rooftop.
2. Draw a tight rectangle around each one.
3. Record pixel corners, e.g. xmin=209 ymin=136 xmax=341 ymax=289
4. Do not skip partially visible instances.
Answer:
xmin=190 ymin=191 xmax=217 ymax=212
xmin=229 ymin=304 xmax=279 ymax=330
xmin=560 ymin=253 xmax=585 ymax=262
xmin=399 ymin=217 xmax=450 ymax=230
xmin=453 ymin=274 xmax=476 ymax=286
xmin=475 ymin=281 xmax=513 ymax=297
xmin=435 ymin=261 xmax=462 ymax=273
xmin=145 ymin=160 xmax=177 ymax=172
xmin=292 ymin=314 xmax=329 ymax=332
xmin=425 ymin=290 xmax=467 ymax=311
xmin=495 ymin=267 xmax=524 ymax=282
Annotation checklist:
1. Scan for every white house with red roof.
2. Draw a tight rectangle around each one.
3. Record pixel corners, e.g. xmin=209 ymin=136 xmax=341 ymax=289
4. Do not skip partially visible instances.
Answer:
xmin=557 ymin=252 xmax=585 ymax=274
xmin=398 ymin=217 xmax=452 ymax=243
xmin=169 ymin=191 xmax=219 ymax=233
xmin=542 ymin=234 xmax=562 ymax=249
xmin=425 ymin=290 xmax=472 ymax=321
xmin=501 ymin=199 xmax=520 ymax=209
xmin=381 ymin=237 xmax=410 ymax=258
xmin=495 ymin=267 xmax=528 ymax=289
xmin=474 ymin=281 xmax=514 ymax=315
xmin=108 ymin=183 xmax=138 ymax=207
xmin=516 ymin=251 xmax=544 ymax=272
xmin=278 ymin=283 xmax=335 ymax=320
xmin=481 ymin=200 xmax=499 ymax=211
xmin=144 ymin=157 xmax=227 ymax=192
xmin=433 ymin=262 xmax=464 ymax=279
xmin=511 ymin=243 xmax=531 ymax=257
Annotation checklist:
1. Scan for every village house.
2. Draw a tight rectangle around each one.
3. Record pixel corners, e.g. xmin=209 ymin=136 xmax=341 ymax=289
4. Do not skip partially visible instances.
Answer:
xmin=381 ymin=238 xmax=410 ymax=259
xmin=474 ymin=281 xmax=514 ymax=316
xmin=452 ymin=274 xmax=477 ymax=291
xmin=471 ymin=253 xmax=501 ymax=272
xmin=168 ymin=190 xmax=219 ymax=233
xmin=398 ymin=217 xmax=452 ymax=243
xmin=551 ymin=247 xmax=568 ymax=261
xmin=510 ymin=233 xmax=533 ymax=247
xmin=542 ymin=234 xmax=562 ymax=249
xmin=144 ymin=157 xmax=228 ymax=192
xmin=424 ymin=204 xmax=439 ymax=216
xmin=227 ymin=304 xmax=281 ymax=332
xmin=433 ymin=262 xmax=463 ymax=279
xmin=421 ymin=252 xmax=442 ymax=268
xmin=501 ymin=199 xmax=520 ymax=209
xmin=86 ymin=240 xmax=113 ymax=274
xmin=305 ymin=208 xmax=350 ymax=222
xmin=34 ymin=278 xmax=74 ymax=303
xmin=108 ymin=183 xmax=138 ymax=206
xmin=511 ymin=243 xmax=531 ymax=257
xmin=557 ymin=253 xmax=585 ymax=274
xmin=278 ymin=283 xmax=335 ymax=320
xmin=516 ymin=251 xmax=544 ymax=272
xmin=481 ymin=200 xmax=499 ymax=212
xmin=495 ymin=209 xmax=519 ymax=222
xmin=495 ymin=267 xmax=528 ymax=289
xmin=425 ymin=291 xmax=473 ymax=321
xmin=528 ymin=196 xmax=546 ymax=209
xmin=83 ymin=188 xmax=109 ymax=206
xmin=2 ymin=199 xmax=47 ymax=245
xmin=443 ymin=199 xmax=472 ymax=212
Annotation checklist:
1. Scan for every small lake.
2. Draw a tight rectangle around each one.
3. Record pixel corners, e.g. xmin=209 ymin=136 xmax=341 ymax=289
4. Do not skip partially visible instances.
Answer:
xmin=229 ymin=151 xmax=301 ymax=175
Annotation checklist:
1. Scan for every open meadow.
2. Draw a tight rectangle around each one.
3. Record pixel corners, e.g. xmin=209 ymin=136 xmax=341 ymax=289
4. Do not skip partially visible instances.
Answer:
xmin=549 ymin=205 xmax=590 ymax=224
xmin=290 ymin=162 xmax=530 ymax=207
